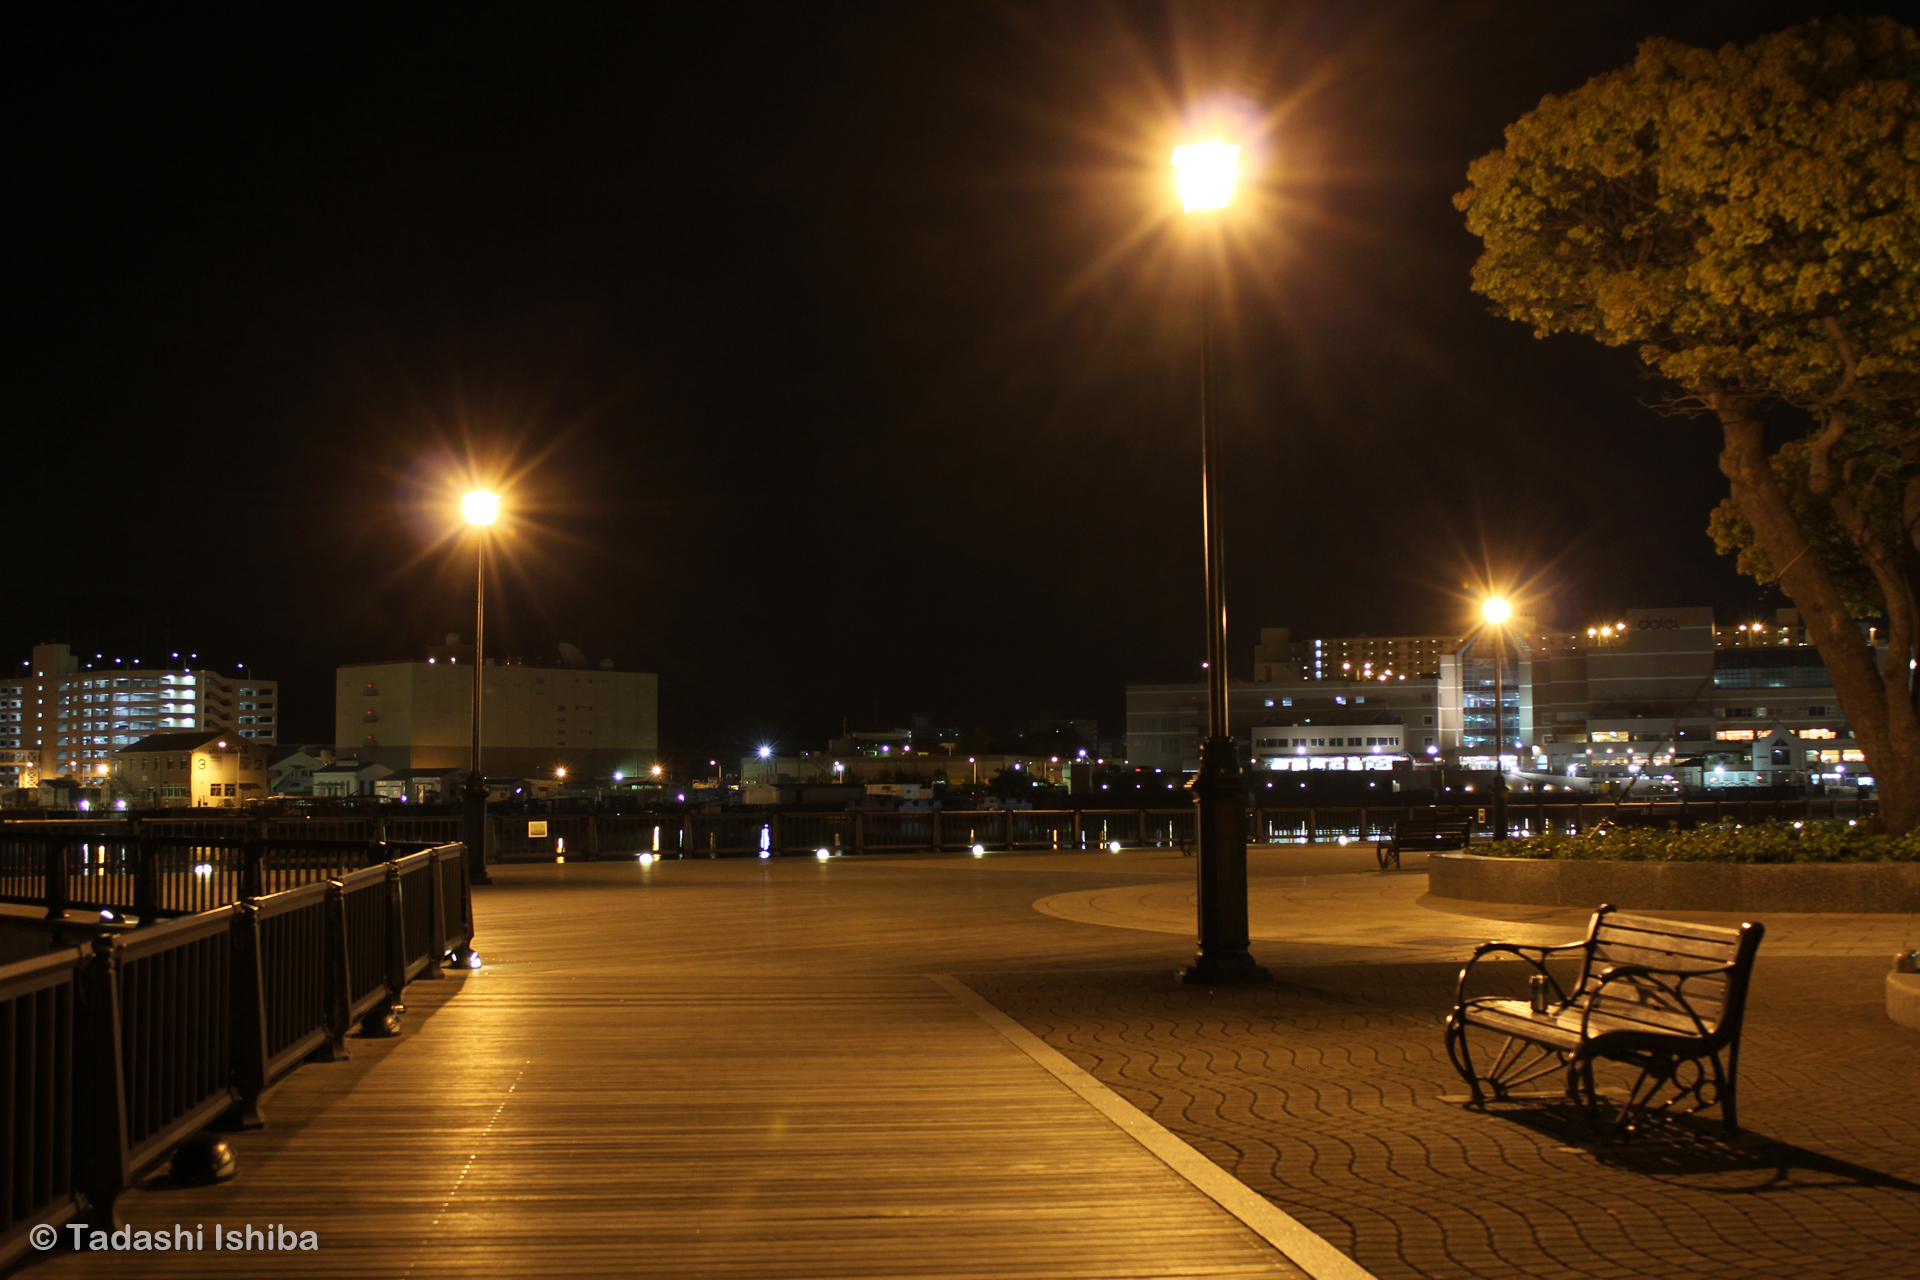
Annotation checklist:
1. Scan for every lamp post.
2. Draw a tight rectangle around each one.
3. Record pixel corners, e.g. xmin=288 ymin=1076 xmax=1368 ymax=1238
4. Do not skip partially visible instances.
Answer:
xmin=1482 ymin=597 xmax=1511 ymax=842
xmin=1173 ymin=140 xmax=1269 ymax=987
xmin=461 ymin=489 xmax=500 ymax=885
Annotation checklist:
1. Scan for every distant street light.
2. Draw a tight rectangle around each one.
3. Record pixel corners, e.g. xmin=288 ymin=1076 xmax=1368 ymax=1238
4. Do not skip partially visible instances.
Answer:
xmin=1174 ymin=136 xmax=1267 ymax=987
xmin=461 ymin=489 xmax=501 ymax=885
xmin=1482 ymin=597 xmax=1511 ymax=842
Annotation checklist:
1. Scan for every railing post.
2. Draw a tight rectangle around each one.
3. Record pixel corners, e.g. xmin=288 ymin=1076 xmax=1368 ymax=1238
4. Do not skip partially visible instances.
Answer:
xmin=227 ymin=902 xmax=269 ymax=1128
xmin=449 ymin=845 xmax=478 ymax=969
xmin=587 ymin=813 xmax=601 ymax=860
xmin=316 ymin=880 xmax=352 ymax=1062
xmin=768 ymin=813 xmax=782 ymax=857
xmin=424 ymin=851 xmax=447 ymax=978
xmin=242 ymin=818 xmax=266 ymax=901
xmin=360 ymin=862 xmax=406 ymax=1038
xmin=1307 ymin=808 xmax=1318 ymax=845
xmin=44 ymin=836 xmax=69 ymax=921
xmin=854 ymin=812 xmax=866 ymax=855
xmin=931 ymin=812 xmax=942 ymax=852
xmin=75 ymin=937 xmax=130 ymax=1230
xmin=134 ymin=834 xmax=160 ymax=926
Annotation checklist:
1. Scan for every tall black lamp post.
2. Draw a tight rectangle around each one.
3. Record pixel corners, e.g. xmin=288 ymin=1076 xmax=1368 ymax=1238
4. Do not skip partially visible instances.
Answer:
xmin=1482 ymin=597 xmax=1511 ymax=842
xmin=461 ymin=489 xmax=500 ymax=884
xmin=1173 ymin=141 xmax=1269 ymax=987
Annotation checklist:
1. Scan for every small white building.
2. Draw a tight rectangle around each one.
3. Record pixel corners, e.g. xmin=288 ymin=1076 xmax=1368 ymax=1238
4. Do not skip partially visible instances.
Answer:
xmin=1251 ymin=724 xmax=1407 ymax=772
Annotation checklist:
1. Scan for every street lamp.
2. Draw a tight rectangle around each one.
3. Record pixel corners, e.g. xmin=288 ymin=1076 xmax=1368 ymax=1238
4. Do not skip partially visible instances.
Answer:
xmin=1173 ymin=138 xmax=1268 ymax=987
xmin=461 ymin=489 xmax=500 ymax=885
xmin=1482 ymin=597 xmax=1511 ymax=842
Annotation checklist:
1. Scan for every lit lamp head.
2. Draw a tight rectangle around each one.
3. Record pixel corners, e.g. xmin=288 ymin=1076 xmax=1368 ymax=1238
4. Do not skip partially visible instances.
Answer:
xmin=1482 ymin=598 xmax=1512 ymax=626
xmin=1172 ymin=143 xmax=1240 ymax=212
xmin=463 ymin=490 xmax=501 ymax=526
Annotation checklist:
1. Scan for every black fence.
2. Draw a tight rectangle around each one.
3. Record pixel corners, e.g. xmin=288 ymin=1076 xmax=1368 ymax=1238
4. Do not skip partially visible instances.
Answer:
xmin=0 ymin=843 xmax=474 ymax=1269
xmin=0 ymin=817 xmax=457 ymax=921
xmin=482 ymin=797 xmax=1873 ymax=860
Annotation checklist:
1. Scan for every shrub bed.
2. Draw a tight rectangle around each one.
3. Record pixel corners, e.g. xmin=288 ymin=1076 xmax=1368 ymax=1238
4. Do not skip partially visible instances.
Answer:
xmin=1486 ymin=820 xmax=1920 ymax=864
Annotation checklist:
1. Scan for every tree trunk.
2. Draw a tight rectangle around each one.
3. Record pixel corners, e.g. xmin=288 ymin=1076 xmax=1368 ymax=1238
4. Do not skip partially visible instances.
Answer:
xmin=1713 ymin=395 xmax=1920 ymax=834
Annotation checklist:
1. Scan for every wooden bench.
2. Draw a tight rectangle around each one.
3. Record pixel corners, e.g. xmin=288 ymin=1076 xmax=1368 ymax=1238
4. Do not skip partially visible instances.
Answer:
xmin=1376 ymin=815 xmax=1474 ymax=870
xmin=1443 ymin=904 xmax=1765 ymax=1136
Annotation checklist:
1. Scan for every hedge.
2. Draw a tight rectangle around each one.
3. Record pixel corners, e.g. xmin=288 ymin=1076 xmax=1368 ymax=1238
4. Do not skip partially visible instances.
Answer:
xmin=1485 ymin=820 xmax=1920 ymax=864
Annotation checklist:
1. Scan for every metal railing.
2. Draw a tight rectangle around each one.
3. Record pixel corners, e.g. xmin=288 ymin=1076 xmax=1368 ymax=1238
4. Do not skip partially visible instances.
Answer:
xmin=473 ymin=796 xmax=1870 ymax=860
xmin=0 ymin=843 xmax=474 ymax=1269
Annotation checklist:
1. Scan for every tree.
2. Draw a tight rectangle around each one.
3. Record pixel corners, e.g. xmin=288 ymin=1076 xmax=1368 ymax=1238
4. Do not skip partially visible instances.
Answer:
xmin=1456 ymin=18 xmax=1920 ymax=830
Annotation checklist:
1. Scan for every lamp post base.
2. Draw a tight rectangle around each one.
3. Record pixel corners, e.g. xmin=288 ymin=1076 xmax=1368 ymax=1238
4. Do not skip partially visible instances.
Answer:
xmin=1179 ymin=736 xmax=1270 ymax=987
xmin=1178 ymin=954 xmax=1272 ymax=986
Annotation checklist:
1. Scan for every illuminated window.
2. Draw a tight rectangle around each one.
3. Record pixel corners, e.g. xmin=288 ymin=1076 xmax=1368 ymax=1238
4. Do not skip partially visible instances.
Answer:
xmin=1715 ymin=730 xmax=1755 ymax=741
xmin=1797 ymin=728 xmax=1836 ymax=740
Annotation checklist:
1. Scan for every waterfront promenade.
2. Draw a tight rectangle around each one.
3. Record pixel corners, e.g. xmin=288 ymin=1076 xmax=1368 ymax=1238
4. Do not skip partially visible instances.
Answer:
xmin=24 ymin=845 xmax=1918 ymax=1279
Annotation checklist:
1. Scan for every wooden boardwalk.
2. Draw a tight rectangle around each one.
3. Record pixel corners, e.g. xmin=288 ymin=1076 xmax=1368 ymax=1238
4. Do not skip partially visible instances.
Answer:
xmin=30 ymin=855 xmax=1308 ymax=1278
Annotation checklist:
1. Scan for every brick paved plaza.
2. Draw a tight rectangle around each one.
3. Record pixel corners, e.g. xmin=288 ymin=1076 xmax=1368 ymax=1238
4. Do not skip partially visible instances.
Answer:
xmin=34 ymin=845 xmax=1918 ymax=1278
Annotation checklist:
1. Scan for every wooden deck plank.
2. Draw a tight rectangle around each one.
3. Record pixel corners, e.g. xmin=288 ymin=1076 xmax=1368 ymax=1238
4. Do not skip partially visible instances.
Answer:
xmin=33 ymin=861 xmax=1306 ymax=1278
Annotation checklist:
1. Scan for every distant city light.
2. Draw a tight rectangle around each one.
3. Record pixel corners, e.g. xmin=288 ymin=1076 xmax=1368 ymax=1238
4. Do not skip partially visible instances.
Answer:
xmin=1482 ymin=597 xmax=1512 ymax=625
xmin=757 ymin=746 xmax=772 ymax=759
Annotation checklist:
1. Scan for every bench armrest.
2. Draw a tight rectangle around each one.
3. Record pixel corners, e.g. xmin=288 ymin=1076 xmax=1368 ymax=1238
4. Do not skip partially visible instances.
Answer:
xmin=1454 ymin=940 xmax=1585 ymax=1009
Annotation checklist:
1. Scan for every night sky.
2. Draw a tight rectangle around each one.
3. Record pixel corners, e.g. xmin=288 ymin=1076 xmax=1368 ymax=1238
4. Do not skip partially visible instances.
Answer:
xmin=9 ymin=1 xmax=1882 ymax=766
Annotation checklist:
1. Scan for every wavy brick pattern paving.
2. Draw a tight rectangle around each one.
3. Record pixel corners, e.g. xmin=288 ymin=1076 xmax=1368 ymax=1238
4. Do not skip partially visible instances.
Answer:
xmin=964 ymin=959 xmax=1920 ymax=1280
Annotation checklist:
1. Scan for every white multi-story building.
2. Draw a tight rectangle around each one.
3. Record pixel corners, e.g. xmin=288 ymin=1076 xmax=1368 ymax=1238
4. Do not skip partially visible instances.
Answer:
xmin=1128 ymin=607 xmax=1868 ymax=790
xmin=3 ymin=642 xmax=278 ymax=788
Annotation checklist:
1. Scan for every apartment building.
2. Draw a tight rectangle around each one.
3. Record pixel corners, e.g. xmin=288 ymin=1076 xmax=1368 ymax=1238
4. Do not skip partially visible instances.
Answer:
xmin=3 ymin=642 xmax=278 ymax=788
xmin=337 ymin=648 xmax=658 ymax=779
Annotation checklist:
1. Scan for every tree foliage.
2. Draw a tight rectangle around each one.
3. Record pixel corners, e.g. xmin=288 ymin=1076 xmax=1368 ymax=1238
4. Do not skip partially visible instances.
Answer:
xmin=1456 ymin=19 xmax=1918 ymax=412
xmin=1455 ymin=18 xmax=1920 ymax=830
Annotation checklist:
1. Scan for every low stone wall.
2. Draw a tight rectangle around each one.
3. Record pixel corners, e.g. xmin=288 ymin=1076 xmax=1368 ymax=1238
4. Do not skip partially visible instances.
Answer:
xmin=1429 ymin=851 xmax=1920 ymax=914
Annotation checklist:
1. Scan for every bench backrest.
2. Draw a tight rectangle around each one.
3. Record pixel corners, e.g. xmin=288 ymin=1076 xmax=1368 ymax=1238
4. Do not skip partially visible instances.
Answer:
xmin=1395 ymin=817 xmax=1473 ymax=839
xmin=1575 ymin=907 xmax=1764 ymax=1042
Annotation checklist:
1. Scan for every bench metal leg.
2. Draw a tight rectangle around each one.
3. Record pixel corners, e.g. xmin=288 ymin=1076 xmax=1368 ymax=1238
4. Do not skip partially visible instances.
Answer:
xmin=1447 ymin=1017 xmax=1570 ymax=1105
